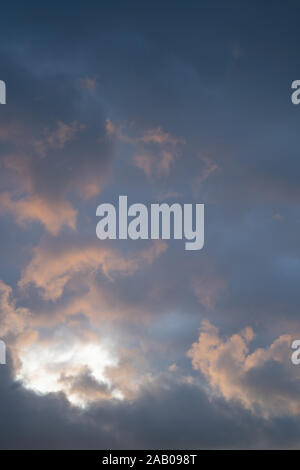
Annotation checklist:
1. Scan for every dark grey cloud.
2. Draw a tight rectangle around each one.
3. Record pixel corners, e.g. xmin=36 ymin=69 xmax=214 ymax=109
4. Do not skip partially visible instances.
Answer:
xmin=0 ymin=361 xmax=300 ymax=450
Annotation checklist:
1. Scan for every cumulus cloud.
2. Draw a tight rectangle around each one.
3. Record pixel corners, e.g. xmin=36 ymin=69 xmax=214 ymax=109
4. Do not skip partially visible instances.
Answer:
xmin=188 ymin=320 xmax=300 ymax=417
xmin=0 ymin=279 xmax=153 ymax=408
xmin=15 ymin=328 xmax=121 ymax=407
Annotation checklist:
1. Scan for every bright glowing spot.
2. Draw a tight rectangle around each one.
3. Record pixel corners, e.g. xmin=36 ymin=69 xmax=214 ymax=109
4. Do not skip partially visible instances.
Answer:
xmin=15 ymin=329 xmax=121 ymax=407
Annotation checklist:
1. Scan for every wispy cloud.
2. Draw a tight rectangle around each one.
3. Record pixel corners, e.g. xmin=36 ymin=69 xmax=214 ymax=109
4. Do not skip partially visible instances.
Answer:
xmin=106 ymin=119 xmax=185 ymax=178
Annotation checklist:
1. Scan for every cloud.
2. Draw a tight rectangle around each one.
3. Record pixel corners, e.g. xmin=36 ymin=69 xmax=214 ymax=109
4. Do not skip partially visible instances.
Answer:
xmin=0 ymin=281 xmax=153 ymax=408
xmin=19 ymin=238 xmax=167 ymax=301
xmin=106 ymin=120 xmax=185 ymax=178
xmin=1 ymin=361 xmax=300 ymax=449
xmin=15 ymin=328 xmax=120 ymax=407
xmin=194 ymin=154 xmax=219 ymax=187
xmin=40 ymin=121 xmax=84 ymax=152
xmin=0 ymin=0 xmax=299 ymax=450
xmin=188 ymin=320 xmax=300 ymax=417
xmin=193 ymin=272 xmax=226 ymax=310
xmin=0 ymin=281 xmax=30 ymax=338
xmin=59 ymin=367 xmax=115 ymax=404
xmin=0 ymin=61 xmax=114 ymax=235
xmin=78 ymin=76 xmax=98 ymax=90
xmin=0 ymin=192 xmax=77 ymax=235
xmin=0 ymin=114 xmax=112 ymax=209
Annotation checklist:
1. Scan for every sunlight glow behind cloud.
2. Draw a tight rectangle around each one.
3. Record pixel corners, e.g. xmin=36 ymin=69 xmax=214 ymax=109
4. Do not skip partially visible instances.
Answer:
xmin=16 ymin=332 xmax=121 ymax=408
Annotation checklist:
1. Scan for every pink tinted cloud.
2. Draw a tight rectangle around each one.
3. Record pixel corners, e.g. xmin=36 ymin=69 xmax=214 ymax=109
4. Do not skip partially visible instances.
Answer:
xmin=19 ymin=239 xmax=167 ymax=301
xmin=0 ymin=192 xmax=77 ymax=234
xmin=188 ymin=320 xmax=300 ymax=417
xmin=106 ymin=119 xmax=185 ymax=178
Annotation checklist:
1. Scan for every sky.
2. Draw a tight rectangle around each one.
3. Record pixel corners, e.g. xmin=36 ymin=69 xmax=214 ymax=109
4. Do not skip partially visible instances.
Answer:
xmin=0 ymin=0 xmax=300 ymax=449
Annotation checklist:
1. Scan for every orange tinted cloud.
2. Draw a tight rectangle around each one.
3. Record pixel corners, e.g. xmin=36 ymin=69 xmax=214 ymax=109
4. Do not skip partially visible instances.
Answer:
xmin=193 ymin=274 xmax=226 ymax=310
xmin=0 ymin=281 xmax=31 ymax=338
xmin=0 ymin=192 xmax=77 ymax=234
xmin=0 ymin=117 xmax=112 ymax=234
xmin=106 ymin=119 xmax=185 ymax=178
xmin=45 ymin=121 xmax=83 ymax=150
xmin=19 ymin=239 xmax=167 ymax=300
xmin=79 ymin=76 xmax=98 ymax=90
xmin=188 ymin=320 xmax=300 ymax=417
xmin=195 ymin=154 xmax=219 ymax=185
xmin=0 ymin=279 xmax=150 ymax=407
